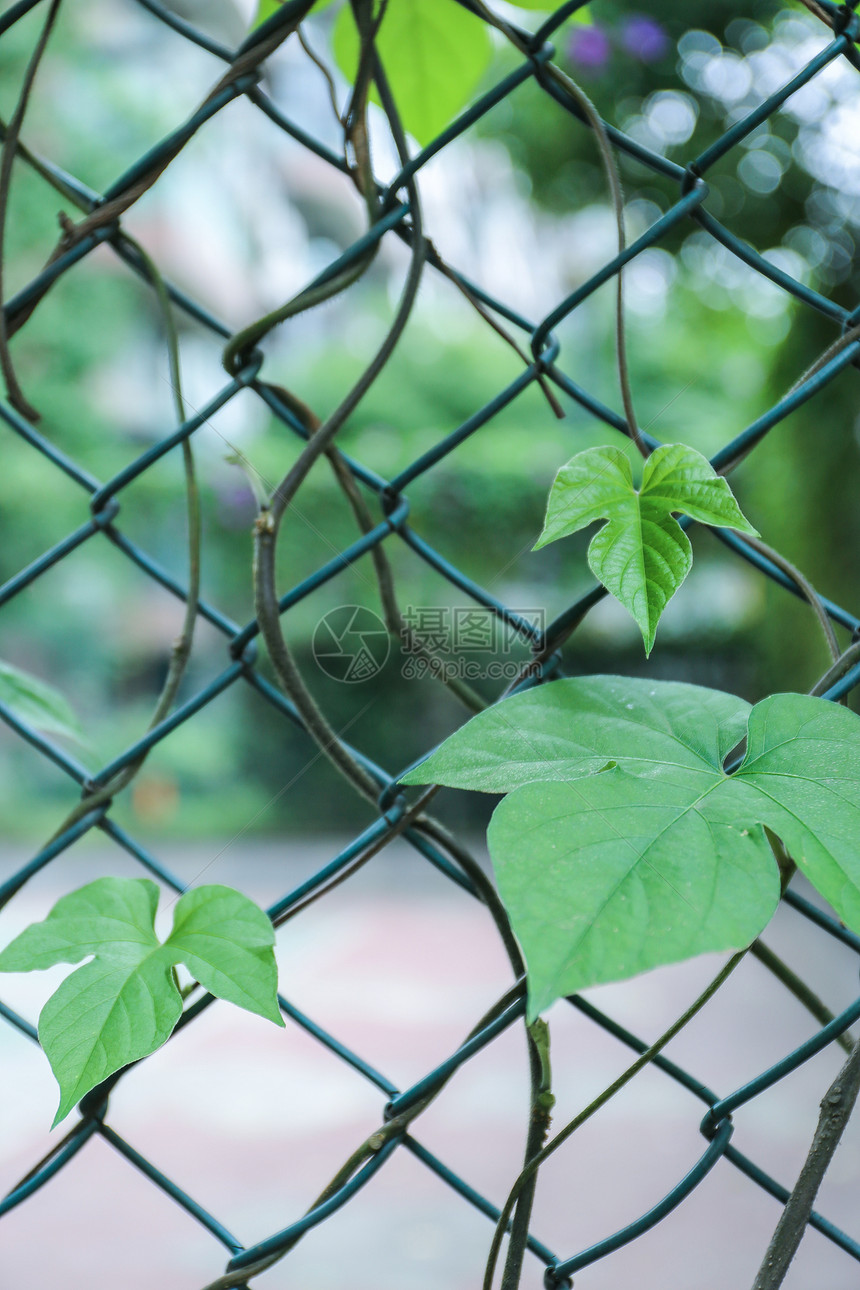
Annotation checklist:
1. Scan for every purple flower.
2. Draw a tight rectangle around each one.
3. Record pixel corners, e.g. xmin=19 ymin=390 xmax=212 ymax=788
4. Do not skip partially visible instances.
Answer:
xmin=621 ymin=15 xmax=670 ymax=62
xmin=568 ymin=25 xmax=612 ymax=71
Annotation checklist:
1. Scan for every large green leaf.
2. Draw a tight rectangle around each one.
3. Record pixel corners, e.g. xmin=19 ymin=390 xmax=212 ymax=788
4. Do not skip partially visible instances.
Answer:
xmin=490 ymin=771 xmax=779 ymax=1019
xmin=401 ymin=675 xmax=750 ymax=792
xmin=0 ymin=659 xmax=84 ymax=743
xmin=403 ymin=679 xmax=860 ymax=1019
xmin=0 ymin=878 xmax=283 ymax=1124
xmin=534 ymin=444 xmax=759 ymax=654
xmin=730 ymin=695 xmax=860 ymax=930
xmin=333 ymin=0 xmax=493 ymax=145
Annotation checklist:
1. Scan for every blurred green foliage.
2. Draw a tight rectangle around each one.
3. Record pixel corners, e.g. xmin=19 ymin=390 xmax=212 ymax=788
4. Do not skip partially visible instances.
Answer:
xmin=0 ymin=0 xmax=857 ymax=842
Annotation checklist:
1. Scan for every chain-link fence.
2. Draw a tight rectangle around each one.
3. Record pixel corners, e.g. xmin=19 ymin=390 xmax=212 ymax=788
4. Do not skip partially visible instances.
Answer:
xmin=1 ymin=1 xmax=860 ymax=1286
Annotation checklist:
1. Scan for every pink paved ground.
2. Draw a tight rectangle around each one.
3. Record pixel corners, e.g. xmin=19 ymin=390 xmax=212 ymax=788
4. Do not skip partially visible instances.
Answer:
xmin=1 ymin=838 xmax=859 ymax=1289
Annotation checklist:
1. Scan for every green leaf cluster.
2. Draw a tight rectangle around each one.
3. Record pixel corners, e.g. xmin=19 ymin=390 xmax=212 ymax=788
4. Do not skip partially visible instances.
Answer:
xmin=403 ymin=677 xmax=860 ymax=1019
xmin=0 ymin=878 xmax=283 ymax=1124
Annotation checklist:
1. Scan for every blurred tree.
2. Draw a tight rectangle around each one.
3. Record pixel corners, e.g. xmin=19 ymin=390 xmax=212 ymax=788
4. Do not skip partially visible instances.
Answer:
xmin=0 ymin=0 xmax=857 ymax=839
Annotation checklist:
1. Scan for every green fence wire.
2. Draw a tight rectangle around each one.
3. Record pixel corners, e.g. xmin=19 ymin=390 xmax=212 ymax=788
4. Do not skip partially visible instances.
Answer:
xmin=1 ymin=0 xmax=860 ymax=1286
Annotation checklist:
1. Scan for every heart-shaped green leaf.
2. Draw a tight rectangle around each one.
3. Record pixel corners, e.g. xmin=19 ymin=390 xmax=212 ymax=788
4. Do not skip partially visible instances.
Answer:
xmin=403 ymin=678 xmax=860 ymax=1019
xmin=535 ymin=443 xmax=759 ymax=654
xmin=0 ymin=877 xmax=283 ymax=1124
xmin=333 ymin=0 xmax=493 ymax=145
xmin=401 ymin=675 xmax=751 ymax=792
xmin=490 ymin=770 xmax=779 ymax=1019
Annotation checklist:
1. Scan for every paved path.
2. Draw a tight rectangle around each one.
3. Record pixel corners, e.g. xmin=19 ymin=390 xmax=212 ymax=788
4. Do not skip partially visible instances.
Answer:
xmin=1 ymin=837 xmax=859 ymax=1288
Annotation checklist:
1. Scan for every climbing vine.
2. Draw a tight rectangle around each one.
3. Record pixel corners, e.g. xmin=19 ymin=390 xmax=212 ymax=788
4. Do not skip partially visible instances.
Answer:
xmin=1 ymin=5 xmax=859 ymax=1290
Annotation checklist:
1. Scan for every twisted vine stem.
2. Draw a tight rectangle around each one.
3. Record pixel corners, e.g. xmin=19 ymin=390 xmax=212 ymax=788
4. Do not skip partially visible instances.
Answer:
xmin=0 ymin=0 xmax=62 ymax=419
xmin=19 ymin=237 xmax=202 ymax=864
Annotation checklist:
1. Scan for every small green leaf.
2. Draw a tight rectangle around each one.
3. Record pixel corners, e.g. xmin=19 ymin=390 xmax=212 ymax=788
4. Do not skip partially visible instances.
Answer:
xmin=0 ymin=659 xmax=85 ymax=743
xmin=401 ymin=675 xmax=751 ymax=791
xmin=332 ymin=0 xmax=493 ymax=145
xmin=0 ymin=877 xmax=283 ymax=1124
xmin=534 ymin=443 xmax=759 ymax=654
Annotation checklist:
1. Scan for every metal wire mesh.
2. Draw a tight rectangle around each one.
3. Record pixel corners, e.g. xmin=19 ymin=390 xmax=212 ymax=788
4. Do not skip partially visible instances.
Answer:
xmin=1 ymin=0 xmax=860 ymax=1286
